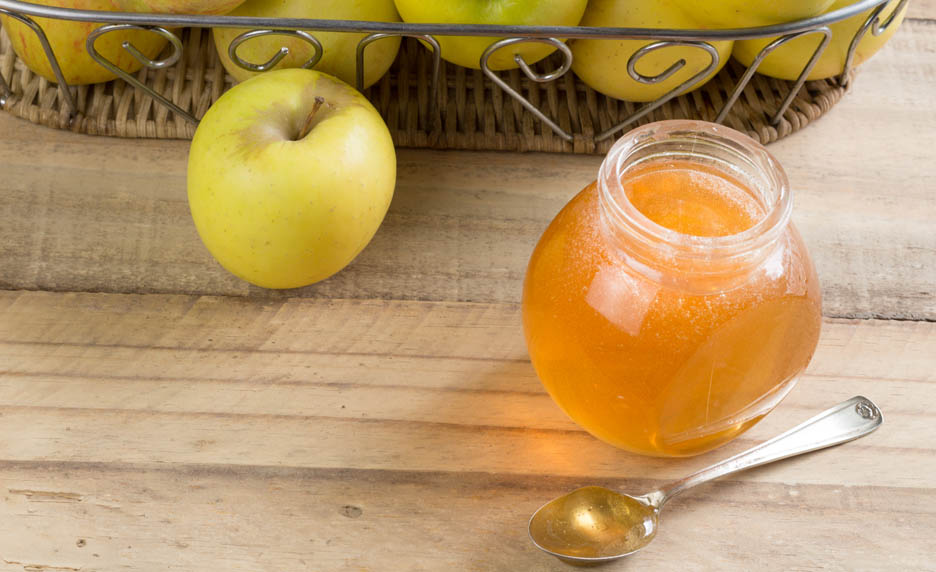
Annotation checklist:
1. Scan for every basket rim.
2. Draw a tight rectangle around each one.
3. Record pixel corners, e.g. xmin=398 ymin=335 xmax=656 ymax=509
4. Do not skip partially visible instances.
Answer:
xmin=0 ymin=0 xmax=896 ymax=41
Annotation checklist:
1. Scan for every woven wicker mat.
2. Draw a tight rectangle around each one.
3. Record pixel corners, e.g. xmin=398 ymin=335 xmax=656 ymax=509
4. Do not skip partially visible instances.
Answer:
xmin=0 ymin=26 xmax=849 ymax=153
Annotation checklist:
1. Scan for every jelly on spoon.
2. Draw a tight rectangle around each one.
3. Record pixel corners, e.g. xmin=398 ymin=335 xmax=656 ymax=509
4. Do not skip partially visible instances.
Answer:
xmin=529 ymin=396 xmax=883 ymax=565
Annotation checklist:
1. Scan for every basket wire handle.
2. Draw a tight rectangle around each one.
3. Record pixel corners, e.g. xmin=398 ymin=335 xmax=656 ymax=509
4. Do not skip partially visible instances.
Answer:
xmin=513 ymin=43 xmax=572 ymax=83
xmin=595 ymin=41 xmax=720 ymax=142
xmin=715 ymin=27 xmax=832 ymax=126
xmin=85 ymin=24 xmax=194 ymax=124
xmin=0 ymin=7 xmax=77 ymax=121
xmin=840 ymin=0 xmax=908 ymax=87
xmin=227 ymin=29 xmax=323 ymax=73
xmin=481 ymin=37 xmax=574 ymax=143
xmin=357 ymin=33 xmax=440 ymax=128
xmin=0 ymin=65 xmax=10 ymax=105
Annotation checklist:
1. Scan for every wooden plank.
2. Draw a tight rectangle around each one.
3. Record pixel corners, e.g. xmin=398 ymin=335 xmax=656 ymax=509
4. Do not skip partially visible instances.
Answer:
xmin=0 ymin=291 xmax=934 ymax=569
xmin=769 ymin=17 xmax=936 ymax=321
xmin=0 ymin=291 xmax=932 ymax=488
xmin=909 ymin=0 xmax=936 ymax=20
xmin=0 ymin=20 xmax=934 ymax=319
xmin=0 ymin=463 xmax=933 ymax=571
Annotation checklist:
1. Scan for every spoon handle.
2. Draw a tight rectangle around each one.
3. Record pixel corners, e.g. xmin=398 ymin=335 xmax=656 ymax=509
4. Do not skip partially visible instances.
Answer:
xmin=653 ymin=396 xmax=883 ymax=506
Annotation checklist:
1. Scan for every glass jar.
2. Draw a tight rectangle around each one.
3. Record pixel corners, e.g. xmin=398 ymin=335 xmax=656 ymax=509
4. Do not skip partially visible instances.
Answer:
xmin=522 ymin=120 xmax=822 ymax=457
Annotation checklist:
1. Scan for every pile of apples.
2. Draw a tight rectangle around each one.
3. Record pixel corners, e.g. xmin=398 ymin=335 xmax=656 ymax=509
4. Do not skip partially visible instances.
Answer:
xmin=1 ymin=0 xmax=907 ymax=95
xmin=0 ymin=0 xmax=907 ymax=289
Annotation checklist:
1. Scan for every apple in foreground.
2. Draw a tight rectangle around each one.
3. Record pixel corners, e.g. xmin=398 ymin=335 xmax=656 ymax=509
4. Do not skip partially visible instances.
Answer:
xmin=0 ymin=0 xmax=168 ymax=85
xmin=571 ymin=0 xmax=733 ymax=102
xmin=731 ymin=0 xmax=908 ymax=81
xmin=671 ymin=0 xmax=835 ymax=28
xmin=212 ymin=0 xmax=400 ymax=88
xmin=393 ymin=0 xmax=589 ymax=71
xmin=187 ymin=68 xmax=396 ymax=289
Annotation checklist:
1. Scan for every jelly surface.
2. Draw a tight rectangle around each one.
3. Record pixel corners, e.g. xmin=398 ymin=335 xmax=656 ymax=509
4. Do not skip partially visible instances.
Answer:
xmin=522 ymin=161 xmax=821 ymax=456
xmin=622 ymin=162 xmax=765 ymax=236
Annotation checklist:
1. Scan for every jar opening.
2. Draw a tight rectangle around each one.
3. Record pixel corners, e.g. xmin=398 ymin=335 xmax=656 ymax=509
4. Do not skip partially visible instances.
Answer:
xmin=598 ymin=120 xmax=792 ymax=283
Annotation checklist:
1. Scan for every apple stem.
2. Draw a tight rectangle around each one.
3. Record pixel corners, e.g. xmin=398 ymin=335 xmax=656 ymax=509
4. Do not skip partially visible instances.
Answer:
xmin=296 ymin=96 xmax=326 ymax=141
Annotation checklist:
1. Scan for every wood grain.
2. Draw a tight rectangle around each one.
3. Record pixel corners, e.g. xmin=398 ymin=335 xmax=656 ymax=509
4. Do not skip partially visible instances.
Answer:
xmin=909 ymin=0 xmax=936 ymax=20
xmin=0 ymin=290 xmax=934 ymax=570
xmin=1 ymin=9 xmax=934 ymax=571
xmin=1 ymin=20 xmax=934 ymax=319
xmin=0 ymin=464 xmax=933 ymax=572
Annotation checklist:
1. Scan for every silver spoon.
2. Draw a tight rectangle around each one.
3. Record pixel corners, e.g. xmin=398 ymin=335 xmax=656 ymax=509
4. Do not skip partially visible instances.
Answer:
xmin=529 ymin=395 xmax=883 ymax=565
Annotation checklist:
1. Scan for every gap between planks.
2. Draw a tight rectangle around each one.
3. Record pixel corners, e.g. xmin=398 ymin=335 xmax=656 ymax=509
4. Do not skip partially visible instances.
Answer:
xmin=908 ymin=0 xmax=936 ymax=20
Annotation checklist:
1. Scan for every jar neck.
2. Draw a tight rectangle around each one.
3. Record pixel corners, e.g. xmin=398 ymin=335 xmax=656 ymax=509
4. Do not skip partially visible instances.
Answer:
xmin=597 ymin=120 xmax=792 ymax=293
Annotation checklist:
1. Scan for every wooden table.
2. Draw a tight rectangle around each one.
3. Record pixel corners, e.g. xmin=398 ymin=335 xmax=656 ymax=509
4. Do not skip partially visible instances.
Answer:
xmin=1 ymin=5 xmax=935 ymax=570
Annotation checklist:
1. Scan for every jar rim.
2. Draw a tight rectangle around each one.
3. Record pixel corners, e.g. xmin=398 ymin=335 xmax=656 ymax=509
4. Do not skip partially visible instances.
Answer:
xmin=598 ymin=120 xmax=792 ymax=263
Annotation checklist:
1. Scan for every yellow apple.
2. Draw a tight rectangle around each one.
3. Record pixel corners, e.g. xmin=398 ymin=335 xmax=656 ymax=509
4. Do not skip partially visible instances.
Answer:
xmin=187 ymin=68 xmax=396 ymax=289
xmin=212 ymin=0 xmax=401 ymax=88
xmin=0 ymin=0 xmax=168 ymax=85
xmin=732 ymin=0 xmax=908 ymax=81
xmin=393 ymin=0 xmax=589 ymax=71
xmin=671 ymin=0 xmax=835 ymax=28
xmin=117 ymin=0 xmax=245 ymax=14
xmin=571 ymin=0 xmax=733 ymax=102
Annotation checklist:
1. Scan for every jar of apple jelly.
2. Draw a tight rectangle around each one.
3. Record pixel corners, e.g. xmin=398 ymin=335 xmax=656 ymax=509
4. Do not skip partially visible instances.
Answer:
xmin=522 ymin=120 xmax=821 ymax=457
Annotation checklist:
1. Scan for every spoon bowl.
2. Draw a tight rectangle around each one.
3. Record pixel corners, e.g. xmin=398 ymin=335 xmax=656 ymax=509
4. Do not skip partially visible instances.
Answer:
xmin=529 ymin=396 xmax=883 ymax=564
xmin=529 ymin=486 xmax=658 ymax=565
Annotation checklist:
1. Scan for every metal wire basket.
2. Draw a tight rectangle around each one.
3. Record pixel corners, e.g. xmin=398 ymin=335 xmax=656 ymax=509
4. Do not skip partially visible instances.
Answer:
xmin=0 ymin=0 xmax=907 ymax=144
